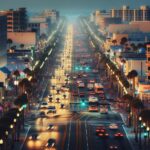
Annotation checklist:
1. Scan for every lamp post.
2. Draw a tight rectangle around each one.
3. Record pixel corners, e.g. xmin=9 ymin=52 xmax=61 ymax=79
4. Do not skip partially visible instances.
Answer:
xmin=143 ymin=122 xmax=147 ymax=148
xmin=14 ymin=80 xmax=19 ymax=95
xmin=146 ymin=126 xmax=150 ymax=149
xmin=0 ymin=139 xmax=3 ymax=150
xmin=138 ymin=116 xmax=142 ymax=148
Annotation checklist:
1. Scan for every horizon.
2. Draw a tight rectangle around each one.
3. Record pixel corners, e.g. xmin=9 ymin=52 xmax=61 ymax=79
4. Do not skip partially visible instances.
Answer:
xmin=0 ymin=0 xmax=150 ymax=16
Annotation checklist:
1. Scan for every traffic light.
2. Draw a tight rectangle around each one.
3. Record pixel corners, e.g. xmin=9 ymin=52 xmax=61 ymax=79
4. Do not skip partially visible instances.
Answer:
xmin=21 ymin=104 xmax=27 ymax=109
xmin=85 ymin=66 xmax=90 ymax=71
xmin=79 ymin=66 xmax=83 ymax=71
xmin=81 ymin=99 xmax=86 ymax=106
xmin=75 ymin=66 xmax=79 ymax=71
xmin=144 ymin=132 xmax=148 ymax=138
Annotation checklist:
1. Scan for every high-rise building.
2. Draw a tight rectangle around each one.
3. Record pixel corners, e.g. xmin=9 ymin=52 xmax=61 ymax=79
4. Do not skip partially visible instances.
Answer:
xmin=0 ymin=15 xmax=7 ymax=67
xmin=0 ymin=8 xmax=28 ymax=32
xmin=146 ymin=44 xmax=150 ymax=81
xmin=41 ymin=9 xmax=59 ymax=24
xmin=111 ymin=5 xmax=150 ymax=22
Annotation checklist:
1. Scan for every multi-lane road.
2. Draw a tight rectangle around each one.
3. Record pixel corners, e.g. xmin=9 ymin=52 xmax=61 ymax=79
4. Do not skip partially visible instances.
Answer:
xmin=19 ymin=22 xmax=132 ymax=150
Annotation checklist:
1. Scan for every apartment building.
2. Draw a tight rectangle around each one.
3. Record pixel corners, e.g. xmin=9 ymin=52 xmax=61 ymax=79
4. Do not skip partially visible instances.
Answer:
xmin=0 ymin=15 xmax=7 ymax=67
xmin=111 ymin=5 xmax=150 ymax=22
xmin=0 ymin=8 xmax=28 ymax=32
xmin=146 ymin=44 xmax=150 ymax=81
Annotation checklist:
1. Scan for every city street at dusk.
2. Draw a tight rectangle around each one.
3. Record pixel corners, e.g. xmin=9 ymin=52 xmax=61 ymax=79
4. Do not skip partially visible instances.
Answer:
xmin=0 ymin=1 xmax=150 ymax=150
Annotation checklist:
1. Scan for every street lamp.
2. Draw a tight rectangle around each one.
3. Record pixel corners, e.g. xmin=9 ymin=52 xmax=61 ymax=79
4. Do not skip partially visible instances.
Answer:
xmin=0 ymin=139 xmax=3 ymax=144
xmin=14 ymin=80 xmax=19 ymax=95
xmin=138 ymin=116 xmax=142 ymax=148
xmin=142 ymin=122 xmax=147 ymax=148
xmin=146 ymin=126 xmax=150 ymax=148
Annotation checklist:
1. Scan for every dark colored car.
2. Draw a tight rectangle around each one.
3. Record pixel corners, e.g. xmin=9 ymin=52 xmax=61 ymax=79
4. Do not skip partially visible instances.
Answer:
xmin=45 ymin=138 xmax=56 ymax=148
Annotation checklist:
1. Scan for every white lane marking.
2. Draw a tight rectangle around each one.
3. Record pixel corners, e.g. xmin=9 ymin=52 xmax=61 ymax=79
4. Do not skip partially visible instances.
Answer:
xmin=20 ymin=125 xmax=31 ymax=150
xmin=85 ymin=120 xmax=89 ymax=150
xmin=122 ymin=124 xmax=135 ymax=150
xmin=67 ymin=117 xmax=73 ymax=150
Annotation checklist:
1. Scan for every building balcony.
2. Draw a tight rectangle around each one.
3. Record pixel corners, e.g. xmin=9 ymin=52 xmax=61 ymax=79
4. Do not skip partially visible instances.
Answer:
xmin=146 ymin=61 xmax=150 ymax=66
xmin=146 ymin=51 xmax=150 ymax=56
xmin=146 ymin=70 xmax=150 ymax=75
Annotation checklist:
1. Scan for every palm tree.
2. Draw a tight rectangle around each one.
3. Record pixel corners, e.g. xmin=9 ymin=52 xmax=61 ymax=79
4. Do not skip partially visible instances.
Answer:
xmin=13 ymin=70 xmax=20 ymax=78
xmin=120 ymin=37 xmax=128 ymax=45
xmin=23 ymin=68 xmax=32 ymax=77
xmin=140 ymin=109 xmax=150 ymax=124
xmin=127 ymin=70 xmax=138 ymax=96
xmin=7 ymin=39 xmax=13 ymax=48
xmin=131 ymin=99 xmax=144 ymax=141
xmin=20 ymin=44 xmax=25 ymax=49
xmin=112 ymin=39 xmax=117 ymax=45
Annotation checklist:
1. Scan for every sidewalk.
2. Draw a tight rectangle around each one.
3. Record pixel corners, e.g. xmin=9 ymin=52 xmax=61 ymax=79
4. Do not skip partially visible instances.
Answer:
xmin=13 ymin=124 xmax=31 ymax=150
xmin=13 ymin=72 xmax=50 ymax=150
xmin=111 ymin=105 xmax=140 ymax=150
xmin=102 ymin=73 xmax=140 ymax=150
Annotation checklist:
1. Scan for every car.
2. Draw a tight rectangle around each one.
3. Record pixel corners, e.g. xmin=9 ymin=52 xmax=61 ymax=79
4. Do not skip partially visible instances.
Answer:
xmin=47 ymin=106 xmax=56 ymax=114
xmin=45 ymin=138 xmax=56 ymax=148
xmin=72 ymin=75 xmax=77 ymax=79
xmin=76 ymin=79 xmax=82 ymax=84
xmin=82 ymin=73 xmax=88 ymax=77
xmin=79 ymin=92 xmax=85 ymax=97
xmin=29 ymin=133 xmax=40 ymax=140
xmin=89 ymin=79 xmax=95 ymax=83
xmin=92 ymin=69 xmax=99 ymax=73
xmin=87 ymin=83 xmax=94 ymax=90
xmin=109 ymin=145 xmax=118 ymax=150
xmin=77 ymin=73 xmax=82 ymax=78
xmin=89 ymin=106 xmax=98 ymax=112
xmin=56 ymin=97 xmax=60 ymax=103
xmin=88 ymin=96 xmax=98 ymax=103
xmin=114 ymin=132 xmax=124 ymax=138
xmin=95 ymin=125 xmax=106 ymax=135
xmin=78 ymin=82 xmax=85 ymax=88
xmin=47 ymin=124 xmax=55 ymax=130
xmin=60 ymin=103 xmax=65 ymax=108
xmin=40 ymin=102 xmax=48 ymax=109
xmin=98 ymin=132 xmax=109 ymax=137
xmin=39 ymin=111 xmax=46 ymax=117
xmin=100 ymin=107 xmax=108 ymax=114
xmin=88 ymin=91 xmax=95 ymax=95
xmin=109 ymin=123 xmax=118 ymax=130
xmin=48 ymin=97 xmax=53 ymax=103
xmin=72 ymin=91 xmax=78 ymax=96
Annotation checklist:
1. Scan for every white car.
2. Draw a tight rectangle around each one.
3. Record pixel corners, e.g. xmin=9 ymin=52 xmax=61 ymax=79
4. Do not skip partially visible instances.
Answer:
xmin=40 ymin=102 xmax=48 ymax=109
xmin=78 ymin=82 xmax=85 ymax=88
xmin=76 ymin=80 xmax=82 ymax=84
xmin=87 ymin=83 xmax=94 ymax=90
xmin=88 ymin=96 xmax=98 ymax=103
xmin=109 ymin=123 xmax=118 ymax=130
xmin=89 ymin=79 xmax=95 ymax=83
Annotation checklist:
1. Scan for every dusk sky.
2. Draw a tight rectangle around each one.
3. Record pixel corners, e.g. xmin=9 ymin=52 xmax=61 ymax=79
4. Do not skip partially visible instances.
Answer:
xmin=0 ymin=0 xmax=150 ymax=15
